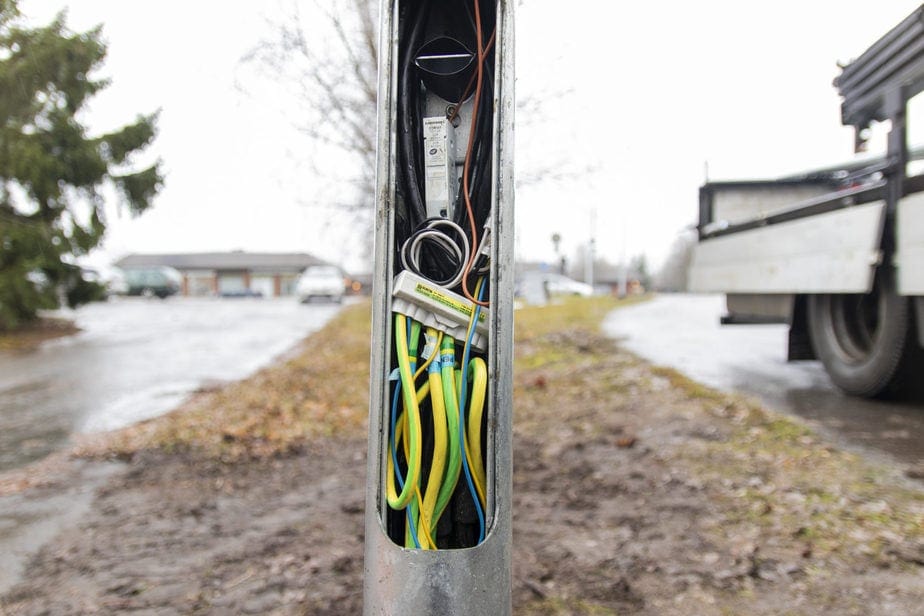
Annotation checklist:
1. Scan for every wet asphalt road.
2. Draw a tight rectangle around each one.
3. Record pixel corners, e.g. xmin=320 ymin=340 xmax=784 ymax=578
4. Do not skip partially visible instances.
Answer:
xmin=603 ymin=294 xmax=924 ymax=472
xmin=0 ymin=297 xmax=344 ymax=473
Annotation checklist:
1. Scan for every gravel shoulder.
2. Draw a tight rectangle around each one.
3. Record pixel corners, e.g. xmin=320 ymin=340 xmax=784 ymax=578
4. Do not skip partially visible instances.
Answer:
xmin=1 ymin=297 xmax=922 ymax=615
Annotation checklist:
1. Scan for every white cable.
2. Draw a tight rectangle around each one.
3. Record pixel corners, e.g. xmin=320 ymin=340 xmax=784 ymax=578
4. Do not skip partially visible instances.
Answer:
xmin=399 ymin=219 xmax=471 ymax=288
xmin=409 ymin=230 xmax=462 ymax=272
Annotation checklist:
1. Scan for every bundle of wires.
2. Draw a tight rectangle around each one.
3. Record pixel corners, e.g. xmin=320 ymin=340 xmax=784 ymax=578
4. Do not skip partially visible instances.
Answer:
xmin=387 ymin=0 xmax=497 ymax=550
xmin=386 ymin=279 xmax=488 ymax=549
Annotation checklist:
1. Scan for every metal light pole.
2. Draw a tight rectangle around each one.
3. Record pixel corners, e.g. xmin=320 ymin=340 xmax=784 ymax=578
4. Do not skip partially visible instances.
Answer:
xmin=363 ymin=1 xmax=515 ymax=613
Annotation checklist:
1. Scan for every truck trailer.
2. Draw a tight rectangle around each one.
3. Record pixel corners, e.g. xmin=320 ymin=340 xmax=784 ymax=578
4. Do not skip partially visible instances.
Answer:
xmin=689 ymin=5 xmax=924 ymax=397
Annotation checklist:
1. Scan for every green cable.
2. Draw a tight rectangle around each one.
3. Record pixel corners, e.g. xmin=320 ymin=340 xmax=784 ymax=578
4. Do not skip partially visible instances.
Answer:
xmin=408 ymin=320 xmax=421 ymax=364
xmin=418 ymin=328 xmax=448 ymax=545
xmin=432 ymin=336 xmax=462 ymax=526
xmin=404 ymin=319 xmax=422 ymax=548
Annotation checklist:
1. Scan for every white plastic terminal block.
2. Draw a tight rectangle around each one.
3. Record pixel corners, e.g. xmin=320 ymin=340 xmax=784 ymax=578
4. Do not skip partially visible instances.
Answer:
xmin=392 ymin=271 xmax=488 ymax=351
xmin=423 ymin=116 xmax=456 ymax=219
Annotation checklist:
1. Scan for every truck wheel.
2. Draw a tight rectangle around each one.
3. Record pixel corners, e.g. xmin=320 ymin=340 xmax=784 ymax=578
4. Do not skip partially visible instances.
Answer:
xmin=807 ymin=270 xmax=919 ymax=397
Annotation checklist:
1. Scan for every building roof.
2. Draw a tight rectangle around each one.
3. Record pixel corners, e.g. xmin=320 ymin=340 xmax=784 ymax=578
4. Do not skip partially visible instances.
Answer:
xmin=115 ymin=251 xmax=328 ymax=273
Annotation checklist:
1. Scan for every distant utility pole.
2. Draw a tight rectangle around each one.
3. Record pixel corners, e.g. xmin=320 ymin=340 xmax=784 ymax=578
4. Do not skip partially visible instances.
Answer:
xmin=551 ymin=232 xmax=565 ymax=274
xmin=584 ymin=207 xmax=596 ymax=288
xmin=619 ymin=205 xmax=628 ymax=298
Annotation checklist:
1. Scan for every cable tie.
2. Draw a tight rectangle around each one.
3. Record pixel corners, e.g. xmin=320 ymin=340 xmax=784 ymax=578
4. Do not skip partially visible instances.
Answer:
xmin=478 ymin=226 xmax=492 ymax=260
xmin=421 ymin=331 xmax=438 ymax=361
xmin=388 ymin=367 xmax=401 ymax=382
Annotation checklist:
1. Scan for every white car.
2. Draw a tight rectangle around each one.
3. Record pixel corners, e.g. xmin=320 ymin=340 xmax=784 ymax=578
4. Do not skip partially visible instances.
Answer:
xmin=515 ymin=271 xmax=594 ymax=305
xmin=542 ymin=273 xmax=594 ymax=297
xmin=296 ymin=265 xmax=346 ymax=303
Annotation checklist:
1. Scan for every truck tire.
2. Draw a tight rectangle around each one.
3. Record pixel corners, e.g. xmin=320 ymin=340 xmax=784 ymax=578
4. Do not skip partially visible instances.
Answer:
xmin=807 ymin=269 xmax=920 ymax=398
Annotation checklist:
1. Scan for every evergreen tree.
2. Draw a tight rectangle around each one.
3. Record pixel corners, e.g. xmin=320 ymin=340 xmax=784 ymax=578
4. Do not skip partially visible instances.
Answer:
xmin=0 ymin=0 xmax=161 ymax=329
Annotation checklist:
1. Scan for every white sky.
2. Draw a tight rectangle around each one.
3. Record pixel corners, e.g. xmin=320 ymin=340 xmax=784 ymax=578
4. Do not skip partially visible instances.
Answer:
xmin=18 ymin=0 xmax=924 ymax=274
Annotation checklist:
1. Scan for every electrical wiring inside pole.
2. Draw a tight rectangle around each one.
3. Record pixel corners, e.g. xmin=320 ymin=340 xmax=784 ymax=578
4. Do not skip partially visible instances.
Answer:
xmin=386 ymin=0 xmax=497 ymax=550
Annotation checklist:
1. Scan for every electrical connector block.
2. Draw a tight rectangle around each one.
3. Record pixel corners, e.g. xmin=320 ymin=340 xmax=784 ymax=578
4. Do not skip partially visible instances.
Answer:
xmin=392 ymin=271 xmax=488 ymax=351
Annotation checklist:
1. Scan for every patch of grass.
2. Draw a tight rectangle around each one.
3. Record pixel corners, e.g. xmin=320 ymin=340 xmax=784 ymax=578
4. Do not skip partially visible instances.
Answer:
xmin=512 ymin=295 xmax=650 ymax=436
xmin=519 ymin=597 xmax=620 ymax=615
xmin=0 ymin=317 xmax=79 ymax=352
xmin=516 ymin=347 xmax=572 ymax=370
xmin=682 ymin=398 xmax=924 ymax=563
xmin=515 ymin=294 xmax=650 ymax=343
xmin=514 ymin=294 xmax=651 ymax=376
xmin=648 ymin=364 xmax=727 ymax=403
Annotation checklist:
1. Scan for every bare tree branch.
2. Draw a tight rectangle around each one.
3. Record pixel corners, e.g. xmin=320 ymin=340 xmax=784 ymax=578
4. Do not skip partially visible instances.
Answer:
xmin=239 ymin=0 xmax=378 ymax=214
xmin=239 ymin=0 xmax=585 ymax=218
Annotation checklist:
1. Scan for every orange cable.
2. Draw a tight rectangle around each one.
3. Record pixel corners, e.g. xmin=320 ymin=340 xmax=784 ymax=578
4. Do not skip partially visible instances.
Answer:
xmin=448 ymin=29 xmax=496 ymax=124
xmin=461 ymin=0 xmax=490 ymax=306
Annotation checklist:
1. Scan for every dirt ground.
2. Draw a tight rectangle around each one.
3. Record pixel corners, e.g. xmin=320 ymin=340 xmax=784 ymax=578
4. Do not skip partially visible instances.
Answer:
xmin=1 ymin=299 xmax=922 ymax=615
xmin=0 ymin=318 xmax=79 ymax=352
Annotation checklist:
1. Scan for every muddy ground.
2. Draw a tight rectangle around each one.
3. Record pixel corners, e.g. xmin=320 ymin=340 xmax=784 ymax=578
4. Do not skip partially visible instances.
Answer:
xmin=0 ymin=318 xmax=79 ymax=352
xmin=1 ymin=299 xmax=922 ymax=615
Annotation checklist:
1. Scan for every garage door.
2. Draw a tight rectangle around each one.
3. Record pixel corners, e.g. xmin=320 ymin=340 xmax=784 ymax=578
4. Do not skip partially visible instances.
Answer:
xmin=251 ymin=276 xmax=275 ymax=298
xmin=218 ymin=274 xmax=246 ymax=294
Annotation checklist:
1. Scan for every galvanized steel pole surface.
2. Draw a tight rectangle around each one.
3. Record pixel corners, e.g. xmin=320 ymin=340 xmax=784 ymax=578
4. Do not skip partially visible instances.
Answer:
xmin=363 ymin=0 xmax=515 ymax=613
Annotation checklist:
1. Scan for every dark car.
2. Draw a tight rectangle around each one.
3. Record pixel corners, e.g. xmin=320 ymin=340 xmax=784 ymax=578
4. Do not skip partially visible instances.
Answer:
xmin=122 ymin=267 xmax=182 ymax=298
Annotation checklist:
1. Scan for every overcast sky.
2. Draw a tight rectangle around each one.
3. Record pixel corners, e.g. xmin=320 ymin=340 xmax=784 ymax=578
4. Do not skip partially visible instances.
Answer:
xmin=19 ymin=0 xmax=924 ymax=274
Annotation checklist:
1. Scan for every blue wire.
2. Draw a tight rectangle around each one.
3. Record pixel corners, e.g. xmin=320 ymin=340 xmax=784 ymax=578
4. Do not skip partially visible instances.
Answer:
xmin=389 ymin=381 xmax=421 ymax=549
xmin=389 ymin=386 xmax=402 ymax=489
xmin=457 ymin=281 xmax=486 ymax=543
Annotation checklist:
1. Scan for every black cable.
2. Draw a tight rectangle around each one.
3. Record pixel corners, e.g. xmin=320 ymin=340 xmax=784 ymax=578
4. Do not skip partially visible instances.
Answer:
xmin=397 ymin=1 xmax=431 ymax=228
xmin=396 ymin=0 xmax=498 ymax=291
